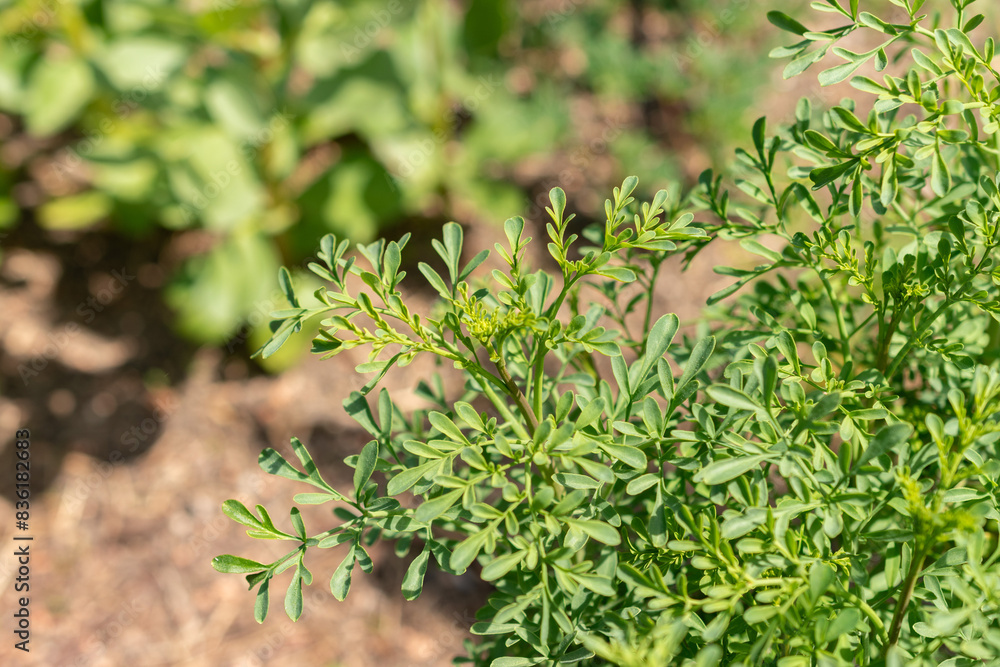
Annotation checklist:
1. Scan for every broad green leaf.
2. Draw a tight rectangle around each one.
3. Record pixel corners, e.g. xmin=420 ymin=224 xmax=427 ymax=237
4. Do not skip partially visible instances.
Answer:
xmin=25 ymin=57 xmax=94 ymax=135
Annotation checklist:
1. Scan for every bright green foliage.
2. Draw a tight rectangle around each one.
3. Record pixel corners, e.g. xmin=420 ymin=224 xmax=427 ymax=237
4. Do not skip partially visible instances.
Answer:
xmin=216 ymin=2 xmax=1000 ymax=665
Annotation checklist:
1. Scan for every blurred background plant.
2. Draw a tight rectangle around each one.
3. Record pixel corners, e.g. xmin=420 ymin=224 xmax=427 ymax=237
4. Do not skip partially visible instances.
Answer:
xmin=0 ymin=0 xmax=799 ymax=350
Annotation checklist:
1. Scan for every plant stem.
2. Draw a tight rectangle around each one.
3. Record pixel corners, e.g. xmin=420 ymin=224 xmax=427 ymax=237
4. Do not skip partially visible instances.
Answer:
xmin=490 ymin=343 xmax=539 ymax=436
xmin=884 ymin=300 xmax=951 ymax=381
xmin=887 ymin=548 xmax=926 ymax=648
xmin=639 ymin=261 xmax=662 ymax=357
xmin=817 ymin=269 xmax=853 ymax=364
xmin=842 ymin=590 xmax=890 ymax=646
xmin=531 ymin=340 xmax=547 ymax=420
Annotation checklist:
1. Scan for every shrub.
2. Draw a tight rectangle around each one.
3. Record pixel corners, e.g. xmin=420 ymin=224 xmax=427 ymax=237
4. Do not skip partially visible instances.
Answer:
xmin=215 ymin=2 xmax=1000 ymax=665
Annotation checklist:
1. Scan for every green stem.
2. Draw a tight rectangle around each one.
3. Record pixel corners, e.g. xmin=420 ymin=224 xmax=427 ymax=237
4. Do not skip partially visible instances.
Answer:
xmin=884 ymin=299 xmax=952 ymax=381
xmin=842 ymin=590 xmax=889 ymax=646
xmin=639 ymin=261 xmax=662 ymax=357
xmin=531 ymin=342 xmax=546 ymax=421
xmin=886 ymin=548 xmax=927 ymax=648
xmin=817 ymin=269 xmax=853 ymax=364
xmin=481 ymin=379 xmax=531 ymax=441
xmin=490 ymin=343 xmax=539 ymax=436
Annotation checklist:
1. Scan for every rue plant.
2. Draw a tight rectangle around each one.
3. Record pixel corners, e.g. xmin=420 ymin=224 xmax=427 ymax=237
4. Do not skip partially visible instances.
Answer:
xmin=215 ymin=1 xmax=1000 ymax=665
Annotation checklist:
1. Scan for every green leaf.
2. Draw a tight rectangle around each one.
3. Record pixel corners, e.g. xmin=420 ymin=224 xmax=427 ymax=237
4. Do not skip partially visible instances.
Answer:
xmin=284 ymin=570 xmax=303 ymax=621
xmin=744 ymin=605 xmax=780 ymax=624
xmin=429 ymin=411 xmax=471 ymax=444
xmin=563 ymin=518 xmax=621 ymax=546
xmin=451 ymin=528 xmax=493 ymax=572
xmin=258 ymin=448 xmax=310 ymax=484
xmin=481 ymin=551 xmax=526 ymax=581
xmin=555 ymin=473 xmax=602 ymax=490
xmin=354 ymin=440 xmax=379 ymax=497
xmin=931 ymin=144 xmax=951 ymax=197
xmin=819 ymin=60 xmax=866 ymax=86
xmin=491 ymin=658 xmax=543 ymax=667
xmin=415 ymin=487 xmax=464 ymax=523
xmin=330 ymin=547 xmax=356 ymax=601
xmin=401 ymin=548 xmax=430 ymax=600
xmin=825 ymin=608 xmax=862 ymax=641
xmin=599 ymin=443 xmax=647 ymax=469
xmin=695 ymin=455 xmax=768 ymax=485
xmin=25 ymin=56 xmax=95 ymax=135
xmin=212 ymin=555 xmax=268 ymax=574
xmin=642 ymin=314 xmax=679 ymax=376
xmin=809 ymin=561 xmax=834 ymax=600
xmin=460 ymin=249 xmax=490 ymax=281
xmin=289 ymin=507 xmax=306 ymax=541
xmin=855 ymin=423 xmax=912 ymax=469
xmin=278 ymin=266 xmax=298 ymax=307
xmin=740 ymin=239 xmax=783 ymax=263
xmin=767 ymin=11 xmax=809 ymax=35
xmin=677 ymin=337 xmax=715 ymax=394
xmin=36 ymin=191 xmax=112 ymax=230
xmin=419 ymin=262 xmax=451 ymax=298
xmin=293 ymin=493 xmax=340 ymax=505
xmin=222 ymin=500 xmax=264 ymax=529
xmin=254 ymin=578 xmax=270 ymax=623
xmin=706 ymin=385 xmax=762 ymax=413
xmin=576 ymin=397 xmax=606 ymax=430
xmin=596 ymin=266 xmax=637 ymax=282
xmin=386 ymin=459 xmax=441 ymax=496
xmin=810 ymin=161 xmax=856 ymax=190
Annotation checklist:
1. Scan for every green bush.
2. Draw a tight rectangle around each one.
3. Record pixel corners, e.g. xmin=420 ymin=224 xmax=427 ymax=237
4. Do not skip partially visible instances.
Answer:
xmin=215 ymin=1 xmax=1000 ymax=664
